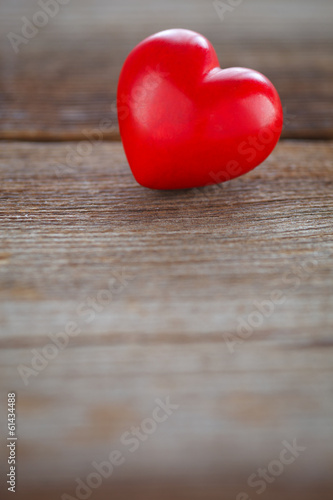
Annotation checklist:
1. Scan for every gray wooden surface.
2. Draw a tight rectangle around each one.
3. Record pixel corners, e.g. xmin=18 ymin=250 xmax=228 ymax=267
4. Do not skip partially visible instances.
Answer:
xmin=0 ymin=1 xmax=333 ymax=499
xmin=0 ymin=0 xmax=333 ymax=139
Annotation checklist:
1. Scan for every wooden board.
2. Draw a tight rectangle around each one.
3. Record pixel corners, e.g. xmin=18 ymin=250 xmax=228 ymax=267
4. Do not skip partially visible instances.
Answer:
xmin=0 ymin=140 xmax=333 ymax=499
xmin=1 ymin=0 xmax=333 ymax=498
xmin=1 ymin=0 xmax=333 ymax=140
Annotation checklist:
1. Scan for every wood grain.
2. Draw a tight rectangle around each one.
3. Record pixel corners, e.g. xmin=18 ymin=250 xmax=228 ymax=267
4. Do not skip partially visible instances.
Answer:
xmin=0 ymin=140 xmax=332 ymax=498
xmin=1 ymin=0 xmax=333 ymax=140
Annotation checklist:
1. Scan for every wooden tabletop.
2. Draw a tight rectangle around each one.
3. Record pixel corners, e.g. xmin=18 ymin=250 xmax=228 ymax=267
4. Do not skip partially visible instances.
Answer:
xmin=0 ymin=1 xmax=333 ymax=499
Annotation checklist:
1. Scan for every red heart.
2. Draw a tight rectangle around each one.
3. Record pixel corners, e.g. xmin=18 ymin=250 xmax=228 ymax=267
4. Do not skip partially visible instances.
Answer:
xmin=117 ymin=29 xmax=283 ymax=190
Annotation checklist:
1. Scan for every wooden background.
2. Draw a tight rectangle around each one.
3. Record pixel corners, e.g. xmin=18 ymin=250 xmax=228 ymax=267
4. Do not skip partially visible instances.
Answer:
xmin=0 ymin=1 xmax=333 ymax=499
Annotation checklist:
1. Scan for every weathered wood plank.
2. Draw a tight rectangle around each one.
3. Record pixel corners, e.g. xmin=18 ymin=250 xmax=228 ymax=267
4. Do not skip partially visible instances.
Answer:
xmin=1 ymin=342 xmax=333 ymax=497
xmin=8 ymin=481 xmax=333 ymax=500
xmin=0 ymin=140 xmax=332 ymax=330
xmin=0 ymin=0 xmax=332 ymax=139
xmin=0 ymin=140 xmax=332 ymax=498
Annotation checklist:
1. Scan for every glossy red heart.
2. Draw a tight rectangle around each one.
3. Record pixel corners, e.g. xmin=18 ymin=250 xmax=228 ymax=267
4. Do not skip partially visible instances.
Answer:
xmin=117 ymin=29 xmax=283 ymax=190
